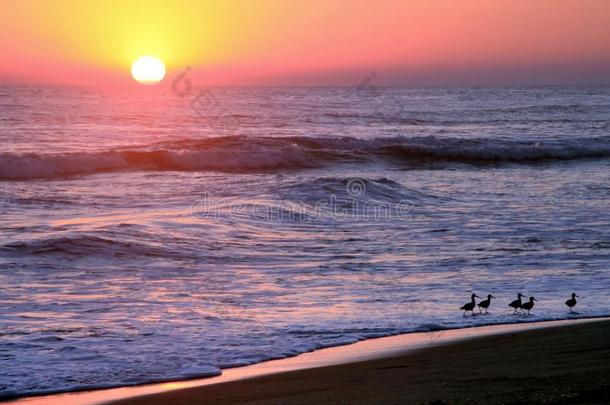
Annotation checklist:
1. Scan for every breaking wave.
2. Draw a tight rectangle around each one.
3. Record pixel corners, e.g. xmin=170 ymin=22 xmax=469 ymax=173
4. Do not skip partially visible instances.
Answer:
xmin=1 ymin=135 xmax=609 ymax=180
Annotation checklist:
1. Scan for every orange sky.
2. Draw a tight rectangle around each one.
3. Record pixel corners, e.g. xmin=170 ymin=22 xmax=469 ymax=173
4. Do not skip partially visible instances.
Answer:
xmin=1 ymin=0 xmax=609 ymax=86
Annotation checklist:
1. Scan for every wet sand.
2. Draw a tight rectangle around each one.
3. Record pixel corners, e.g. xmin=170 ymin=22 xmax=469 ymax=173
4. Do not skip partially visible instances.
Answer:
xmin=111 ymin=319 xmax=610 ymax=405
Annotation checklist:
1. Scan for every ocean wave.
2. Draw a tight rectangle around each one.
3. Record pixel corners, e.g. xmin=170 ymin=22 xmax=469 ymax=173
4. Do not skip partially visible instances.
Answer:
xmin=1 ymin=135 xmax=609 ymax=180
xmin=0 ymin=235 xmax=182 ymax=258
xmin=273 ymin=177 xmax=442 ymax=204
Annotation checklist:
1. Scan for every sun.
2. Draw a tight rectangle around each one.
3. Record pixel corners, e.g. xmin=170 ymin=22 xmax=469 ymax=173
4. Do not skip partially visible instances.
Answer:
xmin=131 ymin=56 xmax=166 ymax=85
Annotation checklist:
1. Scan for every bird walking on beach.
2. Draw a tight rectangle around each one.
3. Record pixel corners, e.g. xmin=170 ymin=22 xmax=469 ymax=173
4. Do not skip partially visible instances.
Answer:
xmin=477 ymin=294 xmax=495 ymax=314
xmin=565 ymin=293 xmax=578 ymax=313
xmin=509 ymin=293 xmax=526 ymax=314
xmin=521 ymin=296 xmax=537 ymax=315
xmin=460 ymin=293 xmax=480 ymax=316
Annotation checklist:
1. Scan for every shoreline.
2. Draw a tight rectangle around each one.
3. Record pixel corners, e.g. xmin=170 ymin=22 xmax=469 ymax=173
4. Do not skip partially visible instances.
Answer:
xmin=9 ymin=316 xmax=609 ymax=405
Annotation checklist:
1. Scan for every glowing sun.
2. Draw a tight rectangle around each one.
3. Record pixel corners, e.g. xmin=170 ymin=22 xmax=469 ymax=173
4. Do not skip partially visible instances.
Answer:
xmin=131 ymin=56 xmax=166 ymax=85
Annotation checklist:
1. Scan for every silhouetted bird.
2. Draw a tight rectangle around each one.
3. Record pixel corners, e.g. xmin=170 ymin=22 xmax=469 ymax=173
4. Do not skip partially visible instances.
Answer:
xmin=521 ymin=296 xmax=537 ymax=315
xmin=477 ymin=294 xmax=495 ymax=314
xmin=565 ymin=293 xmax=578 ymax=313
xmin=460 ymin=293 xmax=480 ymax=316
xmin=509 ymin=292 xmax=526 ymax=314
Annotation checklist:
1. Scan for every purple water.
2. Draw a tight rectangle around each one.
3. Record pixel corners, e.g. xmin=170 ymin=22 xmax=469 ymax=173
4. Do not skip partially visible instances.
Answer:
xmin=1 ymin=85 xmax=609 ymax=398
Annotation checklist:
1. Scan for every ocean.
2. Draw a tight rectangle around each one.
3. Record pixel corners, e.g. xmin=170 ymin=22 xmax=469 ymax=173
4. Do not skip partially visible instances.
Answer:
xmin=1 ymin=84 xmax=609 ymax=398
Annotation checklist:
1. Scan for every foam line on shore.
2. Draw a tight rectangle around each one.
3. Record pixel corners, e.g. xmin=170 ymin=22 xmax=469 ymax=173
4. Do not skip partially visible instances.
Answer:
xmin=9 ymin=317 xmax=608 ymax=405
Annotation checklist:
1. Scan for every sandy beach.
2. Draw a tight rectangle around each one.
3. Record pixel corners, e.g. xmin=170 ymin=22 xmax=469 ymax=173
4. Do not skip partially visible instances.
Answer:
xmin=102 ymin=319 xmax=610 ymax=405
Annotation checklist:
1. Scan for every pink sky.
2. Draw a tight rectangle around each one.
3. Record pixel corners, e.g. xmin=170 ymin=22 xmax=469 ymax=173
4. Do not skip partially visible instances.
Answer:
xmin=1 ymin=0 xmax=609 ymax=86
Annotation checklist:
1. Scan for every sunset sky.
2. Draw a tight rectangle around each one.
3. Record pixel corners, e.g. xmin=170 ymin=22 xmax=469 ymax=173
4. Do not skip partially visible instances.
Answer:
xmin=1 ymin=0 xmax=609 ymax=86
